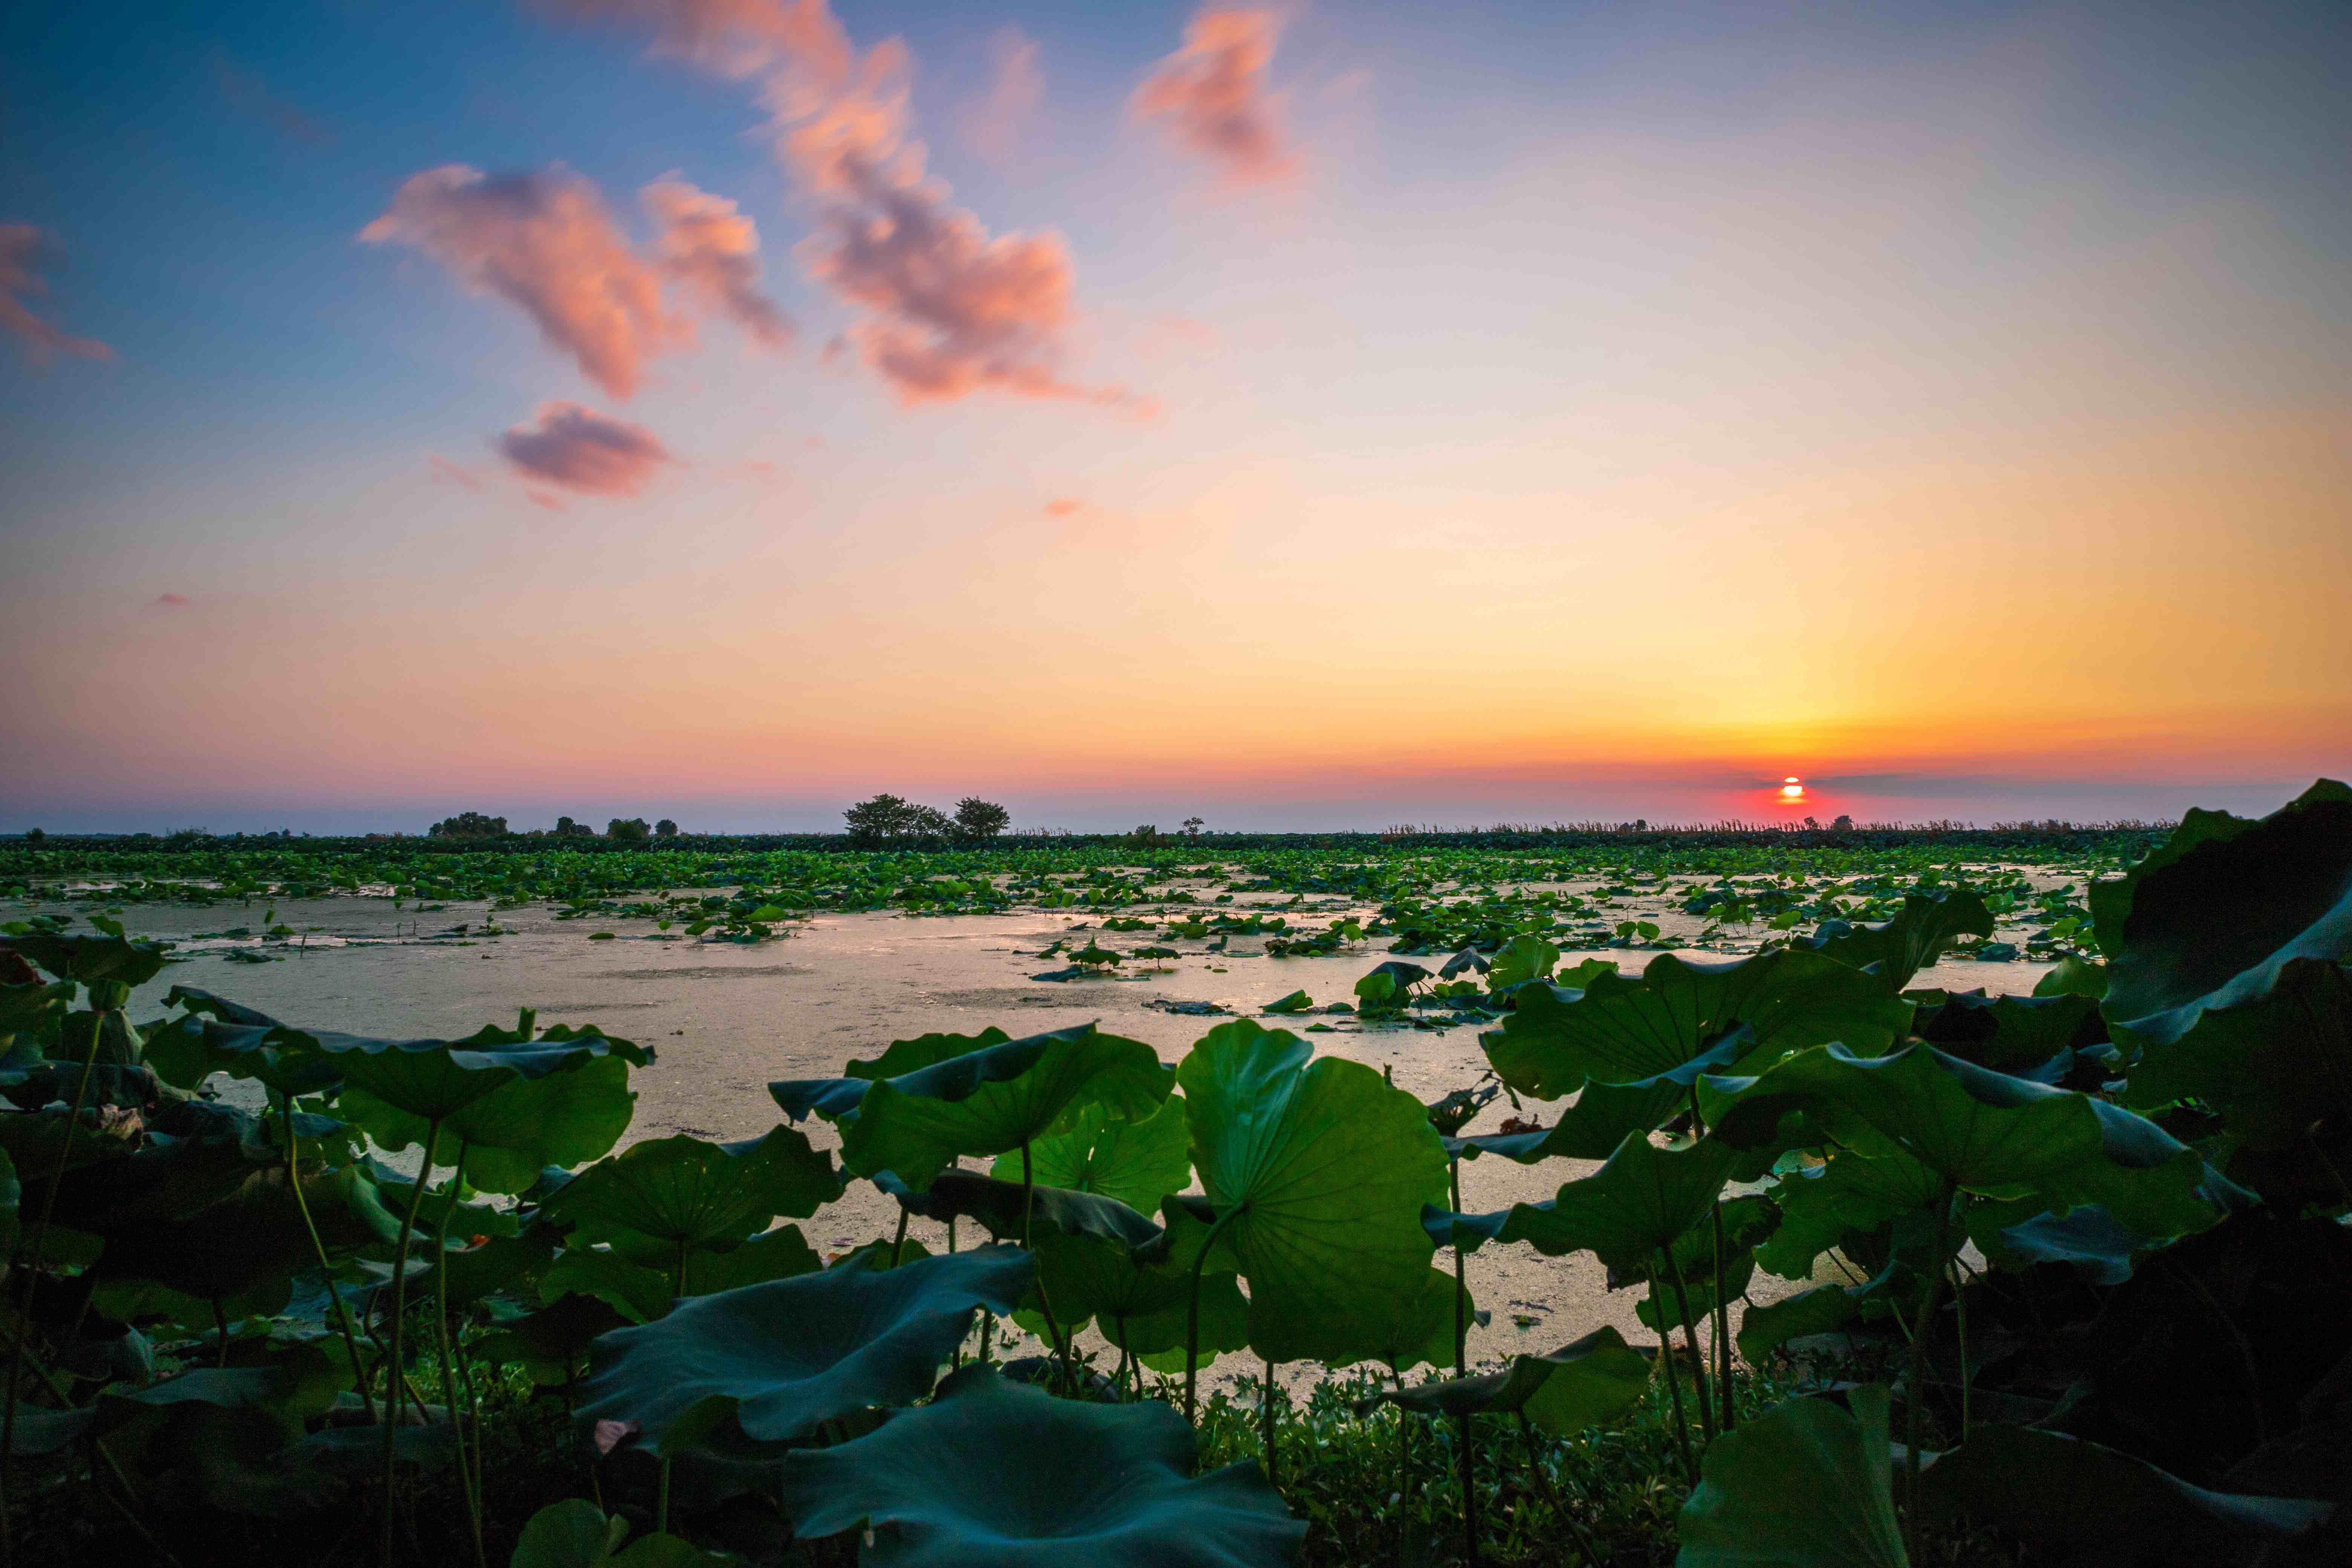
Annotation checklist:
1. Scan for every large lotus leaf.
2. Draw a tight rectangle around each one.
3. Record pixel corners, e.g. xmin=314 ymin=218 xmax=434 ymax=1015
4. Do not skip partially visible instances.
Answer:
xmin=1323 ymin=1266 xmax=1473 ymax=1376
xmin=1988 ymin=1205 xmax=2160 ymax=1285
xmin=543 ymin=1247 xmax=674 ymax=1325
xmin=575 ymin=1244 xmax=1034 ymax=1457
xmin=848 ymin=1029 xmax=1009 ymax=1080
xmin=1360 ymin=1325 xmax=1653 ymax=1436
xmin=1709 ymin=1044 xmax=2228 ymax=1238
xmin=1634 ymin=1194 xmax=1776 ymax=1330
xmin=1916 ymin=1422 xmax=2333 ymax=1565
xmin=511 ymin=1500 xmax=732 ymax=1568
xmin=1797 ymin=889 xmax=1998 ymax=993
xmin=2117 ymin=958 xmax=2352 ymax=1207
xmin=1429 ymin=1133 xmax=1738 ymax=1272
xmin=0 ymin=932 xmax=171 ymax=988
xmin=0 ymin=1101 xmax=142 ymax=1179
xmin=838 ymin=1027 xmax=1171 ymax=1191
xmin=1736 ymin=1282 xmax=1867 ymax=1364
xmin=478 ymin=1292 xmax=633 ymax=1386
xmin=0 ymin=973 xmax=69 ymax=1050
xmin=1102 ymin=1262 xmax=1251 ymax=1375
xmin=47 ymin=1100 xmax=282 ymax=1242
xmin=343 ymin=1053 xmax=637 ymax=1195
xmin=1915 ymin=989 xmax=2100 ymax=1073
xmin=1482 ymin=950 xmax=1911 ymax=1101
xmin=777 ymin=1363 xmax=1305 ymax=1568
xmin=987 ymin=1096 xmax=1191 ymax=1214
xmin=772 ymin=1024 xmax=1163 ymax=1128
xmin=545 ymin=1128 xmax=840 ymax=1250
xmin=149 ymin=988 xmax=336 ymax=1096
xmin=2095 ymin=780 xmax=2352 ymax=1043
xmin=875 ymin=1170 xmax=1163 ymax=1251
xmin=1676 ymin=1384 xmax=1908 ymax=1568
xmin=1177 ymin=1019 xmax=1450 ymax=1365
xmin=1758 ymin=1149 xmax=1944 ymax=1280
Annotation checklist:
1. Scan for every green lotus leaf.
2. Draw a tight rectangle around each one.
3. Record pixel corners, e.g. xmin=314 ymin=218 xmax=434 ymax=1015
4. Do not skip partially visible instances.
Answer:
xmin=545 ymin=1128 xmax=841 ymax=1254
xmin=1260 ymin=991 xmax=1313 ymax=1015
xmin=574 ymin=1244 xmax=1034 ymax=1457
xmin=2033 ymin=954 xmax=2108 ymax=1001
xmin=1986 ymin=1205 xmax=2158 ymax=1285
xmin=1482 ymin=950 xmax=1911 ymax=1102
xmin=1677 ymin=1384 xmax=1908 ymax=1568
xmin=774 ymin=1025 xmax=1171 ymax=1191
xmin=849 ymin=1029 xmax=1011 ymax=1081
xmin=1178 ymin=1019 xmax=1450 ymax=1364
xmin=987 ymin=1096 xmax=1191 ymax=1215
xmin=875 ymin=1170 xmax=1163 ymax=1251
xmin=345 ymin=1053 xmax=638 ymax=1194
xmin=1709 ymin=1044 xmax=2231 ymax=1239
xmin=1735 ymin=1283 xmax=1867 ymax=1364
xmin=1119 ymin=1269 xmax=1251 ymax=1375
xmin=1448 ymin=1075 xmax=1689 ymax=1164
xmin=1634 ymin=1195 xmax=1775 ymax=1330
xmin=2116 ymin=957 xmax=2352 ymax=1207
xmin=1914 ymin=989 xmax=2100 ymax=1073
xmin=1797 ymin=889 xmax=1998 ymax=993
xmin=1916 ymin=1422 xmax=2333 ymax=1564
xmin=1358 ymin=1326 xmax=1653 ymax=1436
xmin=480 ymin=1291 xmax=635 ymax=1385
xmin=776 ymin=1363 xmax=1305 ymax=1568
xmin=1330 ymin=1266 xmax=1470 ymax=1376
xmin=2094 ymin=779 xmax=2352 ymax=1046
xmin=1487 ymin=933 xmax=1561 ymax=990
xmin=1428 ymin=1132 xmax=1737 ymax=1273
xmin=0 ymin=932 xmax=171 ymax=989
xmin=1757 ymin=1149 xmax=1944 ymax=1280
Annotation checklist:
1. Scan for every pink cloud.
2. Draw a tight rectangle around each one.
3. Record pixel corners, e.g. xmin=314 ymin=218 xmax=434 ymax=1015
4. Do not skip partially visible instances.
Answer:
xmin=153 ymin=593 xmax=190 ymax=608
xmin=0 ymin=225 xmax=114 ymax=364
xmin=361 ymin=166 xmax=680 ymax=399
xmin=642 ymin=176 xmax=792 ymax=348
xmin=496 ymin=402 xmax=676 ymax=496
xmin=543 ymin=0 xmax=1138 ymax=411
xmin=1133 ymin=9 xmax=1297 ymax=187
xmin=966 ymin=28 xmax=1043 ymax=163
xmin=1043 ymin=497 xmax=1080 ymax=517
xmin=427 ymin=453 xmax=485 ymax=490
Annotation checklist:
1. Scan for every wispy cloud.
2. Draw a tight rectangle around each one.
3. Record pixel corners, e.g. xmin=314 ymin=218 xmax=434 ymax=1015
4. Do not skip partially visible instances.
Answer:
xmin=209 ymin=50 xmax=334 ymax=148
xmin=643 ymin=176 xmax=793 ymax=348
xmin=427 ymin=453 xmax=485 ymax=490
xmin=544 ymin=0 xmax=1139 ymax=411
xmin=153 ymin=593 xmax=190 ymax=608
xmin=496 ymin=401 xmax=675 ymax=496
xmin=1133 ymin=9 xmax=1297 ymax=187
xmin=0 ymin=225 xmax=114 ymax=364
xmin=965 ymin=28 xmax=1043 ymax=163
xmin=1043 ymin=496 xmax=1081 ymax=517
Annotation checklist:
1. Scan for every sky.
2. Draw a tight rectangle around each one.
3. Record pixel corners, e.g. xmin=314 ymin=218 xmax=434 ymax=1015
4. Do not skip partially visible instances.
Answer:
xmin=2 ymin=0 xmax=2347 ymax=834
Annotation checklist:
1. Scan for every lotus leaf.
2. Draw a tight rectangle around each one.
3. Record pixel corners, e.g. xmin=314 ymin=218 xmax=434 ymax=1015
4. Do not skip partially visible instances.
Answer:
xmin=848 ymin=1029 xmax=1010 ymax=1081
xmin=776 ymin=1363 xmax=1305 ymax=1568
xmin=2094 ymin=779 xmax=2352 ymax=1046
xmin=1429 ymin=1132 xmax=1737 ymax=1272
xmin=574 ymin=1244 xmax=1034 ymax=1456
xmin=1676 ymin=1384 xmax=1908 ymax=1568
xmin=1757 ymin=1149 xmax=1944 ymax=1280
xmin=1360 ymin=1325 xmax=1652 ymax=1435
xmin=0 ymin=932 xmax=171 ymax=988
xmin=510 ymin=1500 xmax=732 ymax=1568
xmin=874 ymin=1170 xmax=1162 ymax=1250
xmin=1483 ymin=950 xmax=1911 ymax=1102
xmin=1914 ymin=989 xmax=2100 ymax=1073
xmin=1797 ymin=889 xmax=1997 ymax=992
xmin=1178 ymin=1020 xmax=1449 ymax=1364
xmin=1735 ymin=1283 xmax=1867 ymax=1364
xmin=545 ymin=1128 xmax=841 ymax=1261
xmin=989 ymin=1096 xmax=1191 ymax=1214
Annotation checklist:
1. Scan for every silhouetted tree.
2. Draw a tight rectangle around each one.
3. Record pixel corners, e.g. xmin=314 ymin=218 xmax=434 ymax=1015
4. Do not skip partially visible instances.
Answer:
xmin=429 ymin=812 xmax=508 ymax=840
xmin=607 ymin=818 xmax=651 ymax=842
xmin=952 ymin=797 xmax=1010 ymax=841
xmin=654 ymin=818 xmax=680 ymax=838
xmin=844 ymin=795 xmax=956 ymax=847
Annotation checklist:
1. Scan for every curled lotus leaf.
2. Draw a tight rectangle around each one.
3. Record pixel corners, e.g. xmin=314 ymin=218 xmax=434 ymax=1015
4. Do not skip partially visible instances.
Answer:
xmin=545 ymin=1128 xmax=840 ymax=1252
xmin=776 ymin=1363 xmax=1305 ymax=1568
xmin=0 ymin=932 xmax=172 ymax=989
xmin=1482 ymin=949 xmax=1911 ymax=1103
xmin=1677 ymin=1384 xmax=1908 ymax=1568
xmin=1358 ymin=1325 xmax=1653 ymax=1435
xmin=575 ymin=1244 xmax=1034 ymax=1457
xmin=986 ymin=1096 xmax=1191 ymax=1216
xmin=873 ymin=1169 xmax=1162 ymax=1251
xmin=1796 ymin=889 xmax=1998 ymax=993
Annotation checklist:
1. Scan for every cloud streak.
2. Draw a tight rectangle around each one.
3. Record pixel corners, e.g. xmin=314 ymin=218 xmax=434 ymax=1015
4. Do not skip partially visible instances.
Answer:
xmin=496 ymin=401 xmax=675 ymax=495
xmin=966 ymin=28 xmax=1043 ymax=162
xmin=643 ymin=176 xmax=793 ymax=347
xmin=1133 ymin=9 xmax=1297 ymax=187
xmin=0 ymin=225 xmax=113 ymax=364
xmin=545 ymin=0 xmax=1137 ymax=410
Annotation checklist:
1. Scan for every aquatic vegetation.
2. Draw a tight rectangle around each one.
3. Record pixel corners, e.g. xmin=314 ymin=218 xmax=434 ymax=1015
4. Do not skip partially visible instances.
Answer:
xmin=0 ymin=787 xmax=2341 ymax=1565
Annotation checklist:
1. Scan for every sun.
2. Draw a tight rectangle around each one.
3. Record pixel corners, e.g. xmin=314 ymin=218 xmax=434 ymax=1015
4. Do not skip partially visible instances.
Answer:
xmin=1780 ymin=776 xmax=1805 ymax=801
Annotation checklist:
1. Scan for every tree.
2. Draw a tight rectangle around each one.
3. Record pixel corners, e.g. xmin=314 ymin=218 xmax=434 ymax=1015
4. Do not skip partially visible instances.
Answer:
xmin=844 ymin=794 xmax=955 ymax=847
xmin=952 ymin=797 xmax=1010 ymax=842
xmin=608 ymin=818 xmax=651 ymax=842
xmin=429 ymin=812 xmax=508 ymax=840
xmin=1182 ymin=817 xmax=1204 ymax=837
xmin=554 ymin=816 xmax=594 ymax=838
xmin=654 ymin=818 xmax=680 ymax=838
xmin=23 ymin=828 xmax=43 ymax=844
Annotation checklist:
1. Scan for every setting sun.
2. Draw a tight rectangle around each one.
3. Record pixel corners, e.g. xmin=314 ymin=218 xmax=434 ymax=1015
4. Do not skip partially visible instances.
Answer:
xmin=1781 ymin=778 xmax=1805 ymax=801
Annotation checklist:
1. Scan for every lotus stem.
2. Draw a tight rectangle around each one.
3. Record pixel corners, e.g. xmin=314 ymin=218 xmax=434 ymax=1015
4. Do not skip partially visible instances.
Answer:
xmin=279 ymin=1095 xmax=375 ymax=1424
xmin=433 ymin=1143 xmax=487 ymax=1568
xmin=1905 ymin=1181 xmax=1958 ymax=1563
xmin=212 ymin=1298 xmax=231 ymax=1369
xmin=1663 ymin=1246 xmax=1716 ymax=1444
xmin=381 ymin=1118 xmax=442 ymax=1568
xmin=887 ymin=1208 xmax=908 ymax=1268
xmin=1647 ymin=1259 xmax=1698 ymax=1486
xmin=1710 ymin=1201 xmax=1733 ymax=1433
xmin=1450 ymin=1159 xmax=1468 ymax=1378
xmin=1260 ymin=1359 xmax=1279 ymax=1489
xmin=1183 ymin=1206 xmax=1241 ymax=1428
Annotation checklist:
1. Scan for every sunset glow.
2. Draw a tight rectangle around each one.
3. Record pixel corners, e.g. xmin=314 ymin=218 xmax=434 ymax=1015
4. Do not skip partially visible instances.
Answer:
xmin=3 ymin=1 xmax=2347 ymax=832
